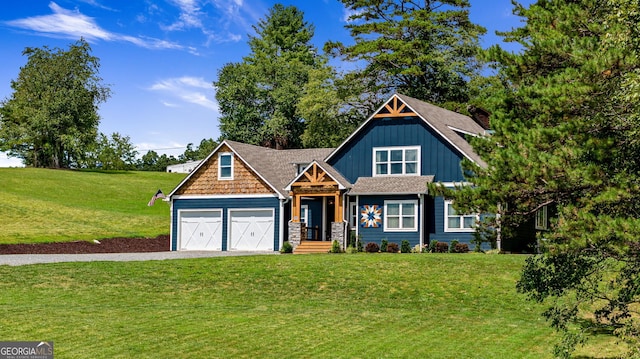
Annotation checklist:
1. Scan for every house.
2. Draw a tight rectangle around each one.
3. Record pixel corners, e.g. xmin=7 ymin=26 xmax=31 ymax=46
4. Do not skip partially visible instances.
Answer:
xmin=166 ymin=160 xmax=202 ymax=173
xmin=168 ymin=93 xmax=490 ymax=252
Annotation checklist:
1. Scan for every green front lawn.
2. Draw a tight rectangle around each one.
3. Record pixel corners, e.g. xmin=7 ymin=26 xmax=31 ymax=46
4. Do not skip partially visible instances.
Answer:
xmin=0 ymin=253 xmax=620 ymax=358
xmin=0 ymin=168 xmax=185 ymax=244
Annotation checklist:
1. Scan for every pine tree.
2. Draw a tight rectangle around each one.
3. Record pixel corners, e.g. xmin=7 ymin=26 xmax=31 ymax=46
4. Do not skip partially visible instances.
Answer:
xmin=441 ymin=0 xmax=640 ymax=356
xmin=214 ymin=4 xmax=323 ymax=149
xmin=326 ymin=0 xmax=485 ymax=109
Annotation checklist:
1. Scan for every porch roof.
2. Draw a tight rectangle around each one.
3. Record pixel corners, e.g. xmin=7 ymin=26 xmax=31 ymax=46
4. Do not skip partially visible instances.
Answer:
xmin=349 ymin=176 xmax=435 ymax=195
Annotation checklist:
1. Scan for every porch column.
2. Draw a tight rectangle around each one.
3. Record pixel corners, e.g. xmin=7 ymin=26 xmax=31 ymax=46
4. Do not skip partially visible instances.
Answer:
xmin=334 ymin=191 xmax=343 ymax=222
xmin=290 ymin=192 xmax=300 ymax=223
xmin=331 ymin=221 xmax=347 ymax=249
xmin=288 ymin=221 xmax=302 ymax=249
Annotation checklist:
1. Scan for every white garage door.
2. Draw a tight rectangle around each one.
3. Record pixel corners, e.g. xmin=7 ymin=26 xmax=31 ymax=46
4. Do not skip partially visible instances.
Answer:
xmin=179 ymin=210 xmax=223 ymax=250
xmin=229 ymin=209 xmax=274 ymax=251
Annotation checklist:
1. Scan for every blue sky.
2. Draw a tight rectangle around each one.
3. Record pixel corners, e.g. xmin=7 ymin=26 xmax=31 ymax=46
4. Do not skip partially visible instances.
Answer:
xmin=0 ymin=0 xmax=532 ymax=167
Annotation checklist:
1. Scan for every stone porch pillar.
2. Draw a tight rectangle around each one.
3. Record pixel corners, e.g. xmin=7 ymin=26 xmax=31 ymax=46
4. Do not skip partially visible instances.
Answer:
xmin=331 ymin=221 xmax=348 ymax=249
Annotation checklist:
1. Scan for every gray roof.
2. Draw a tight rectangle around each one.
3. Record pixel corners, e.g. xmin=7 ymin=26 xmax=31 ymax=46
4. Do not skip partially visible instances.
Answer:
xmin=349 ymin=176 xmax=435 ymax=195
xmin=396 ymin=93 xmax=487 ymax=167
xmin=226 ymin=140 xmax=335 ymax=198
xmin=285 ymin=160 xmax=352 ymax=191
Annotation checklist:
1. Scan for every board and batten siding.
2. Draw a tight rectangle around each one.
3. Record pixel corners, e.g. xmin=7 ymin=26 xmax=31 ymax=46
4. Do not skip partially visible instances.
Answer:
xmin=171 ymin=197 xmax=281 ymax=251
xmin=356 ymin=195 xmax=422 ymax=249
xmin=175 ymin=144 xmax=273 ymax=196
xmin=328 ymin=117 xmax=466 ymax=183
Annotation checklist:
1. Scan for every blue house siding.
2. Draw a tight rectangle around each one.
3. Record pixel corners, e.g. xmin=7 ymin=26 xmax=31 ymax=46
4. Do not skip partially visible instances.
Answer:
xmin=171 ymin=197 xmax=281 ymax=251
xmin=429 ymin=196 xmax=475 ymax=246
xmin=329 ymin=117 xmax=466 ymax=183
xmin=356 ymin=195 xmax=422 ymax=249
xmin=301 ymin=198 xmax=323 ymax=240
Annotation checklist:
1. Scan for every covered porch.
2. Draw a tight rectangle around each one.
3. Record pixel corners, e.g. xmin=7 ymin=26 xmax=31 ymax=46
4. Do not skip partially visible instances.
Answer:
xmin=286 ymin=161 xmax=351 ymax=252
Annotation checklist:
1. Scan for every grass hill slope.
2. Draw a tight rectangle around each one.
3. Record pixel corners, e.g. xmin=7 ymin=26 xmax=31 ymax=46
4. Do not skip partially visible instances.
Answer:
xmin=0 ymin=168 xmax=185 ymax=244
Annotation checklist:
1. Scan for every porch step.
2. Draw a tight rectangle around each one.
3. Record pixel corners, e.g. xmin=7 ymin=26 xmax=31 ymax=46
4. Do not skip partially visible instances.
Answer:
xmin=294 ymin=241 xmax=333 ymax=254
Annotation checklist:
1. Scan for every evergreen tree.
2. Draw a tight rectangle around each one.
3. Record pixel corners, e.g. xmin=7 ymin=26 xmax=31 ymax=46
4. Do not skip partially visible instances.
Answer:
xmin=214 ymin=4 xmax=323 ymax=149
xmin=440 ymin=0 xmax=640 ymax=356
xmin=326 ymin=0 xmax=485 ymax=109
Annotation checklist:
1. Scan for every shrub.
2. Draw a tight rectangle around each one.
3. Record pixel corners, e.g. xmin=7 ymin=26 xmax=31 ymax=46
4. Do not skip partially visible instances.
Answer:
xmin=348 ymin=232 xmax=356 ymax=248
xmin=435 ymin=242 xmax=449 ymax=253
xmin=449 ymin=240 xmax=459 ymax=253
xmin=454 ymin=243 xmax=470 ymax=253
xmin=280 ymin=241 xmax=293 ymax=254
xmin=387 ymin=242 xmax=399 ymax=253
xmin=412 ymin=244 xmax=422 ymax=253
xmin=428 ymin=240 xmax=438 ymax=253
xmin=365 ymin=242 xmax=380 ymax=253
xmin=357 ymin=235 xmax=363 ymax=252
xmin=401 ymin=240 xmax=411 ymax=253
xmin=345 ymin=246 xmax=358 ymax=254
xmin=330 ymin=240 xmax=342 ymax=253
xmin=380 ymin=239 xmax=388 ymax=252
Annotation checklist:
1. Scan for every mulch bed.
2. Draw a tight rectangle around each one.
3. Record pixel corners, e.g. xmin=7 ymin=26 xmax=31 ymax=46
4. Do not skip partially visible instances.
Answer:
xmin=0 ymin=235 xmax=170 ymax=254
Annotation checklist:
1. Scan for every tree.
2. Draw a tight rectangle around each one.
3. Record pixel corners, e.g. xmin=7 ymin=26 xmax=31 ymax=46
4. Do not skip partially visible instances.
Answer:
xmin=179 ymin=138 xmax=217 ymax=162
xmin=298 ymin=64 xmax=364 ymax=148
xmin=86 ymin=132 xmax=137 ymax=170
xmin=325 ymin=0 xmax=485 ymax=109
xmin=214 ymin=4 xmax=323 ymax=149
xmin=0 ymin=39 xmax=111 ymax=168
xmin=439 ymin=0 xmax=640 ymax=356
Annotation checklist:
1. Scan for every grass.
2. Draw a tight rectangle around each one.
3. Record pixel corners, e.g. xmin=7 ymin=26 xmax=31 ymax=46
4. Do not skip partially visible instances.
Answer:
xmin=0 ymin=168 xmax=185 ymax=244
xmin=0 ymin=253 xmax=621 ymax=358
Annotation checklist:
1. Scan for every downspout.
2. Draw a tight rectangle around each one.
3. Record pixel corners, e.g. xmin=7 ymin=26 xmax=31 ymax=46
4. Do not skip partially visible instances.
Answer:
xmin=169 ymin=198 xmax=175 ymax=251
xmin=355 ymin=195 xmax=360 ymax=247
xmin=419 ymin=193 xmax=424 ymax=249
xmin=343 ymin=191 xmax=349 ymax=250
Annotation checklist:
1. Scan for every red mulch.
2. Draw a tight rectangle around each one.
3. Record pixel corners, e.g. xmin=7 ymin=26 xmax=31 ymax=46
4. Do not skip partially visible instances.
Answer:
xmin=0 ymin=235 xmax=170 ymax=254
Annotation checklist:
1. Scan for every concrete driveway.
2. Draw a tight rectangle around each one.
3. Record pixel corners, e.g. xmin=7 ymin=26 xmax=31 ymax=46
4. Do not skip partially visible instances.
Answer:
xmin=0 ymin=251 xmax=279 ymax=266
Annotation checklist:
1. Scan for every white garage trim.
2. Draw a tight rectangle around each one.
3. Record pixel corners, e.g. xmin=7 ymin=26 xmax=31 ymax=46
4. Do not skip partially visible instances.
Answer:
xmin=228 ymin=208 xmax=275 ymax=251
xmin=178 ymin=209 xmax=223 ymax=251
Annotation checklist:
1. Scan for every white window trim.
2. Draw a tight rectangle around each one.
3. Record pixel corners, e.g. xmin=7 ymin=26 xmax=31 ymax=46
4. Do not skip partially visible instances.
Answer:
xmin=300 ymin=205 xmax=309 ymax=224
xmin=218 ymin=152 xmax=234 ymax=180
xmin=444 ymin=200 xmax=478 ymax=233
xmin=350 ymin=202 xmax=358 ymax=228
xmin=384 ymin=200 xmax=418 ymax=232
xmin=372 ymin=146 xmax=421 ymax=177
xmin=535 ymin=206 xmax=548 ymax=230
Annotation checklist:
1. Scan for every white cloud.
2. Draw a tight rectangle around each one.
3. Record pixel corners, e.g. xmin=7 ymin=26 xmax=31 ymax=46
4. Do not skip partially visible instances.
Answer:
xmin=342 ymin=8 xmax=362 ymax=23
xmin=149 ymin=76 xmax=218 ymax=111
xmin=5 ymin=2 xmax=185 ymax=51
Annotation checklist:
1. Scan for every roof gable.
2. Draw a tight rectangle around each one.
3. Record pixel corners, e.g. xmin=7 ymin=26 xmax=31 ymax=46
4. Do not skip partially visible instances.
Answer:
xmin=285 ymin=160 xmax=351 ymax=191
xmin=169 ymin=140 xmax=335 ymax=198
xmin=325 ymin=93 xmax=486 ymax=168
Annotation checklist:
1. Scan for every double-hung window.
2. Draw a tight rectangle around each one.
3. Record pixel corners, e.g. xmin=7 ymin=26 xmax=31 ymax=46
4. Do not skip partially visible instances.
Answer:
xmin=384 ymin=200 xmax=418 ymax=232
xmin=445 ymin=201 xmax=477 ymax=232
xmin=373 ymin=146 xmax=420 ymax=176
xmin=218 ymin=153 xmax=234 ymax=180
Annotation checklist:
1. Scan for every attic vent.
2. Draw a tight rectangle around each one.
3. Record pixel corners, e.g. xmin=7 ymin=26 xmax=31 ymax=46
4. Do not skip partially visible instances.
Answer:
xmin=374 ymin=97 xmax=417 ymax=118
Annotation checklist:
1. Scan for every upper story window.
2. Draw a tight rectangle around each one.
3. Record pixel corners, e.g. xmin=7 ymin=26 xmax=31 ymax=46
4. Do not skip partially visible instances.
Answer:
xmin=373 ymin=146 xmax=420 ymax=176
xmin=218 ymin=153 xmax=234 ymax=180
xmin=444 ymin=200 xmax=478 ymax=232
